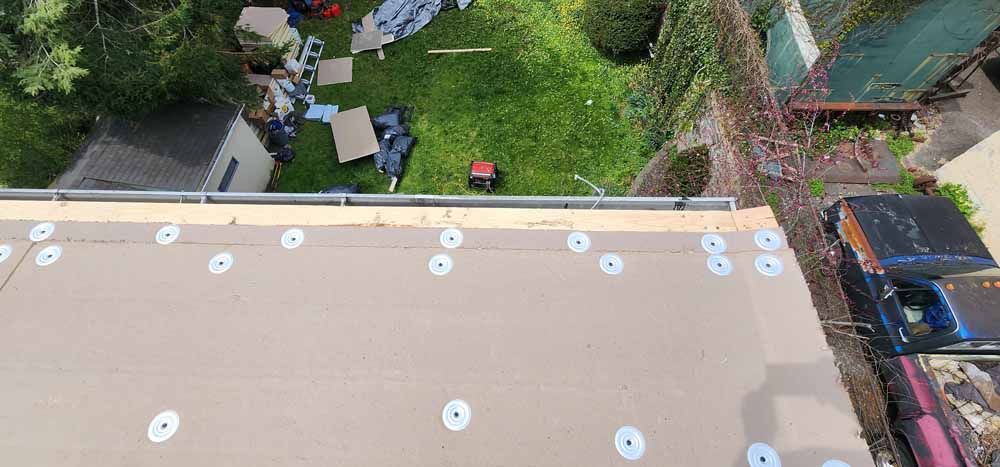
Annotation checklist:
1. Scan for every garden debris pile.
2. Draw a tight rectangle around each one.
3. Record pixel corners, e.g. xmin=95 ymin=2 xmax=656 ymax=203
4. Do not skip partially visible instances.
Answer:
xmin=372 ymin=106 xmax=417 ymax=182
xmin=930 ymin=358 xmax=1000 ymax=464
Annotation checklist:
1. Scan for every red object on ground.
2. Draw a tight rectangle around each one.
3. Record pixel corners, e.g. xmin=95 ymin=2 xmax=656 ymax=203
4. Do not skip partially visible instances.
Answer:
xmin=468 ymin=161 xmax=499 ymax=192
xmin=312 ymin=0 xmax=322 ymax=6
xmin=324 ymin=3 xmax=341 ymax=17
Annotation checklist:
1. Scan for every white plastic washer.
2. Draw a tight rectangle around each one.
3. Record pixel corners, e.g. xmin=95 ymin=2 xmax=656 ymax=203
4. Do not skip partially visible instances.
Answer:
xmin=429 ymin=254 xmax=453 ymax=276
xmin=754 ymin=254 xmax=784 ymax=277
xmin=567 ymin=232 xmax=591 ymax=253
xmin=747 ymin=442 xmax=781 ymax=467
xmin=155 ymin=225 xmax=180 ymax=245
xmin=147 ymin=410 xmax=180 ymax=443
xmin=822 ymin=460 xmax=851 ymax=467
xmin=0 ymin=244 xmax=12 ymax=264
xmin=208 ymin=252 xmax=234 ymax=274
xmin=754 ymin=229 xmax=782 ymax=251
xmin=701 ymin=234 xmax=727 ymax=254
xmin=439 ymin=228 xmax=463 ymax=249
xmin=442 ymin=399 xmax=471 ymax=431
xmin=29 ymin=222 xmax=55 ymax=242
xmin=35 ymin=245 xmax=62 ymax=267
xmin=614 ymin=426 xmax=646 ymax=461
xmin=707 ymin=255 xmax=733 ymax=276
xmin=600 ymin=253 xmax=624 ymax=275
xmin=281 ymin=228 xmax=305 ymax=249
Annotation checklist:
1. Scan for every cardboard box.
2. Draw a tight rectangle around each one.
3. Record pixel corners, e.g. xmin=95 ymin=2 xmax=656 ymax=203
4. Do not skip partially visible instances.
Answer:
xmin=270 ymin=69 xmax=289 ymax=80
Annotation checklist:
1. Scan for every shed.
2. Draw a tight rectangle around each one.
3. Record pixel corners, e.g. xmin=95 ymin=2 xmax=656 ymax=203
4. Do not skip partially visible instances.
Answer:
xmin=0 ymin=200 xmax=874 ymax=466
xmin=766 ymin=0 xmax=1000 ymax=107
xmin=54 ymin=103 xmax=274 ymax=192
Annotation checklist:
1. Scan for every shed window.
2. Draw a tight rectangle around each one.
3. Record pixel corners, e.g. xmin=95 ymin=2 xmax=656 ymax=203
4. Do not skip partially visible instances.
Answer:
xmin=218 ymin=158 xmax=239 ymax=192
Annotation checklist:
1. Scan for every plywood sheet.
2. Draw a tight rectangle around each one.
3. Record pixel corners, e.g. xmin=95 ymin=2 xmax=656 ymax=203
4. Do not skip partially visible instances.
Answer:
xmin=316 ymin=58 xmax=353 ymax=85
xmin=0 ymin=217 xmax=872 ymax=467
xmin=0 ymin=202 xmax=770 ymax=232
xmin=236 ymin=7 xmax=287 ymax=38
xmin=330 ymin=106 xmax=379 ymax=162
xmin=350 ymin=31 xmax=383 ymax=53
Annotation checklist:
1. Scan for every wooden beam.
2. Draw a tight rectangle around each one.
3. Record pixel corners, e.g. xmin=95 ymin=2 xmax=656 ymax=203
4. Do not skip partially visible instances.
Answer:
xmin=427 ymin=48 xmax=493 ymax=54
xmin=787 ymin=101 xmax=922 ymax=112
xmin=0 ymin=201 xmax=777 ymax=233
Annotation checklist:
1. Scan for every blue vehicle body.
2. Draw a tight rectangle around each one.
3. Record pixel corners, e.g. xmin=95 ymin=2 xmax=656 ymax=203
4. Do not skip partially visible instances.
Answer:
xmin=825 ymin=195 xmax=1000 ymax=356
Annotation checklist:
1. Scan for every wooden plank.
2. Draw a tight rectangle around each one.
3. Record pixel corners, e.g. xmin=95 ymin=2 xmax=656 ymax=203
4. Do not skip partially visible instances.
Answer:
xmin=428 ymin=48 xmax=493 ymax=54
xmin=0 ymin=201 xmax=768 ymax=232
xmin=787 ymin=100 xmax=922 ymax=112
xmin=732 ymin=206 xmax=780 ymax=231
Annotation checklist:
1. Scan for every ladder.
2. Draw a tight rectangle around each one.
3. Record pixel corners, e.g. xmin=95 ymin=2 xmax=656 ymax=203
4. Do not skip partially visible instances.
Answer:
xmin=292 ymin=36 xmax=325 ymax=104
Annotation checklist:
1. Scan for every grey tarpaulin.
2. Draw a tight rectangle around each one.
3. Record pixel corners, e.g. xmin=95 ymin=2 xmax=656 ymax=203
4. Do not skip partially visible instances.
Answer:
xmin=355 ymin=0 xmax=472 ymax=40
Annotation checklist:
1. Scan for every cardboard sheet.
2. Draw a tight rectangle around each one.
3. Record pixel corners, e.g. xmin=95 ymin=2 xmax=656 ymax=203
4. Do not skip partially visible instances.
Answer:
xmin=330 ymin=106 xmax=379 ymax=162
xmin=316 ymin=58 xmax=353 ymax=85
xmin=0 ymin=214 xmax=873 ymax=467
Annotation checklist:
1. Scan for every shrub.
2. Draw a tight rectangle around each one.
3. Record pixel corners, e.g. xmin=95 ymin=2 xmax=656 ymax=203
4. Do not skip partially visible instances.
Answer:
xmin=886 ymin=133 xmax=915 ymax=158
xmin=938 ymin=183 xmax=985 ymax=234
xmin=582 ymin=0 xmax=662 ymax=55
xmin=808 ymin=179 xmax=825 ymax=198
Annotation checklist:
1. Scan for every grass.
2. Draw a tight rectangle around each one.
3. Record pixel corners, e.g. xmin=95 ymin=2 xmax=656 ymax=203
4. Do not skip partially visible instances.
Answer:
xmin=278 ymin=0 xmax=652 ymax=195
xmin=808 ymin=178 xmax=825 ymax=198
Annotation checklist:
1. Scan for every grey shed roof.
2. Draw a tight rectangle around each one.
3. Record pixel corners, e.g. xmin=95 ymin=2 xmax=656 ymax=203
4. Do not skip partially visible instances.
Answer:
xmin=55 ymin=103 xmax=241 ymax=191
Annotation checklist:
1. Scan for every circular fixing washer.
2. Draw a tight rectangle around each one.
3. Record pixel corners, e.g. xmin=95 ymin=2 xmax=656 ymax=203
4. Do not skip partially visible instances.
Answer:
xmin=147 ymin=410 xmax=180 ymax=443
xmin=35 ymin=245 xmax=62 ymax=267
xmin=281 ymin=228 xmax=305 ymax=249
xmin=600 ymin=253 xmax=624 ymax=275
xmin=747 ymin=443 xmax=781 ymax=467
xmin=567 ymin=232 xmax=591 ymax=253
xmin=614 ymin=426 xmax=646 ymax=461
xmin=701 ymin=234 xmax=727 ymax=254
xmin=29 ymin=222 xmax=55 ymax=242
xmin=208 ymin=252 xmax=234 ymax=274
xmin=822 ymin=461 xmax=851 ymax=467
xmin=428 ymin=254 xmax=453 ymax=276
xmin=754 ymin=254 xmax=784 ymax=277
xmin=155 ymin=225 xmax=180 ymax=245
xmin=442 ymin=399 xmax=471 ymax=431
xmin=0 ymin=244 xmax=12 ymax=264
xmin=439 ymin=228 xmax=463 ymax=249
xmin=707 ymin=255 xmax=733 ymax=276
xmin=754 ymin=229 xmax=782 ymax=251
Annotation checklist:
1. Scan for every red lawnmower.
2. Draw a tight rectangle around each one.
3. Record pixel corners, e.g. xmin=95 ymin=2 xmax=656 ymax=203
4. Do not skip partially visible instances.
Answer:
xmin=468 ymin=161 xmax=499 ymax=192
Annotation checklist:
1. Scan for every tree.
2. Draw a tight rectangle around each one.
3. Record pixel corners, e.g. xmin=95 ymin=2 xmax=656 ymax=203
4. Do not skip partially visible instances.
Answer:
xmin=0 ymin=0 xmax=277 ymax=116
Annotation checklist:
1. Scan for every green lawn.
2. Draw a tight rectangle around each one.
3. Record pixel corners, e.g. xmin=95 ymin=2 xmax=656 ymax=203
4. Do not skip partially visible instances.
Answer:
xmin=279 ymin=0 xmax=652 ymax=195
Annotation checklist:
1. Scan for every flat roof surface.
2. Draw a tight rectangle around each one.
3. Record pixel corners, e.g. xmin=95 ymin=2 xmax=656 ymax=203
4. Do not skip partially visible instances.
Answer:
xmin=54 ymin=103 xmax=239 ymax=191
xmin=0 ymin=202 xmax=871 ymax=466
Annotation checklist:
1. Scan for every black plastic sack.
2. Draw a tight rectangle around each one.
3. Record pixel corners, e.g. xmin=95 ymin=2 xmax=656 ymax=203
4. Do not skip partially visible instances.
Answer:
xmin=371 ymin=109 xmax=403 ymax=130
xmin=268 ymin=128 xmax=290 ymax=146
xmin=373 ymin=139 xmax=393 ymax=173
xmin=320 ymin=183 xmax=361 ymax=194
xmin=272 ymin=146 xmax=295 ymax=163
xmin=385 ymin=151 xmax=404 ymax=177
xmin=392 ymin=135 xmax=416 ymax=157
xmin=383 ymin=125 xmax=409 ymax=138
